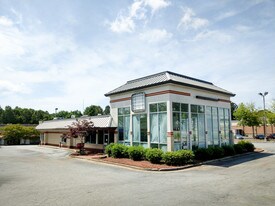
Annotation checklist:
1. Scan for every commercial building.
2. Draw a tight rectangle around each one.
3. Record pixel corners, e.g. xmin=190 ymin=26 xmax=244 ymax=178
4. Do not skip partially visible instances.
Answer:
xmin=36 ymin=71 xmax=235 ymax=151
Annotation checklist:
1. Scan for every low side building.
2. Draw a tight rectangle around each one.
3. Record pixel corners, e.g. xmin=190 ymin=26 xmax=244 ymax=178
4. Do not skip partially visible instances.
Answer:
xmin=36 ymin=115 xmax=116 ymax=151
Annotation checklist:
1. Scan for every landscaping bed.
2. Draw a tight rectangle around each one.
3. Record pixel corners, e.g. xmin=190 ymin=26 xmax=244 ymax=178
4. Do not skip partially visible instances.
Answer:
xmin=71 ymin=141 xmax=257 ymax=171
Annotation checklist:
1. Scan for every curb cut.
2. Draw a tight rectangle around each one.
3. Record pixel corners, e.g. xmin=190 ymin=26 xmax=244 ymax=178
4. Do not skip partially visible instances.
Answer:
xmin=69 ymin=149 xmax=265 ymax=172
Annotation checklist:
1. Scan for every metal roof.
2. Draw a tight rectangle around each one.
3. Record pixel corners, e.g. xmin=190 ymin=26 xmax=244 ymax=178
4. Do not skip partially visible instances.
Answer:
xmin=36 ymin=115 xmax=115 ymax=131
xmin=105 ymin=71 xmax=235 ymax=96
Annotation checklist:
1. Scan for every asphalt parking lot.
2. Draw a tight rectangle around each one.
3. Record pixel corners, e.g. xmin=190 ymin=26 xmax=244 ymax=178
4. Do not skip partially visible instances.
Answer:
xmin=0 ymin=143 xmax=275 ymax=206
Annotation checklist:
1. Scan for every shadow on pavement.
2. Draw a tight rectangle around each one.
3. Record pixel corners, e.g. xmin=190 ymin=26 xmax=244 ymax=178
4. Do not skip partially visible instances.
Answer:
xmin=205 ymin=152 xmax=274 ymax=168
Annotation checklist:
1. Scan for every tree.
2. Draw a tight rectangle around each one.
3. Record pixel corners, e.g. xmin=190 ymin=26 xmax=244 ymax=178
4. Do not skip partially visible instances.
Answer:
xmin=103 ymin=105 xmax=110 ymax=115
xmin=230 ymin=102 xmax=238 ymax=120
xmin=84 ymin=105 xmax=103 ymax=116
xmin=2 ymin=124 xmax=39 ymax=144
xmin=234 ymin=103 xmax=261 ymax=137
xmin=267 ymin=111 xmax=275 ymax=134
xmin=66 ymin=119 xmax=94 ymax=154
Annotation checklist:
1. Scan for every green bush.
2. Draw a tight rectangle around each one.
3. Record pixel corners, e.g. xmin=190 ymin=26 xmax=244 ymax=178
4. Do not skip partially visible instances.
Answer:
xmin=233 ymin=144 xmax=244 ymax=154
xmin=128 ymin=146 xmax=145 ymax=161
xmin=238 ymin=140 xmax=255 ymax=152
xmin=194 ymin=148 xmax=213 ymax=161
xmin=111 ymin=144 xmax=129 ymax=158
xmin=145 ymin=148 xmax=163 ymax=164
xmin=163 ymin=150 xmax=194 ymax=166
xmin=105 ymin=143 xmax=115 ymax=157
xmin=222 ymin=145 xmax=236 ymax=156
xmin=211 ymin=147 xmax=225 ymax=159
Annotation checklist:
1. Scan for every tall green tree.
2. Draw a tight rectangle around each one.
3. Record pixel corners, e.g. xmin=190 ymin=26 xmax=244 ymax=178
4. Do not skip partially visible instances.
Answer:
xmin=231 ymin=102 xmax=238 ymax=120
xmin=84 ymin=105 xmax=103 ymax=116
xmin=103 ymin=105 xmax=110 ymax=115
xmin=234 ymin=103 xmax=261 ymax=137
xmin=2 ymin=124 xmax=39 ymax=144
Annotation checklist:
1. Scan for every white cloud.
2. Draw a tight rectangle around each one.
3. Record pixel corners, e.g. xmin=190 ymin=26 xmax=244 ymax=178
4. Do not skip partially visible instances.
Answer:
xmin=139 ymin=28 xmax=172 ymax=43
xmin=0 ymin=16 xmax=13 ymax=27
xmin=177 ymin=7 xmax=209 ymax=30
xmin=144 ymin=0 xmax=171 ymax=14
xmin=0 ymin=80 xmax=30 ymax=95
xmin=192 ymin=30 xmax=232 ymax=43
xmin=109 ymin=0 xmax=170 ymax=33
xmin=216 ymin=11 xmax=238 ymax=21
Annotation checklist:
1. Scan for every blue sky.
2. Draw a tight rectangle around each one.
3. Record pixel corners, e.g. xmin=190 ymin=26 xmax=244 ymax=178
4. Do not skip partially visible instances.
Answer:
xmin=0 ymin=0 xmax=274 ymax=113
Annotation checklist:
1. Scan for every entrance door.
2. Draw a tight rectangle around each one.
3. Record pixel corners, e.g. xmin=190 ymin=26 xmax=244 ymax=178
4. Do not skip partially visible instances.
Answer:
xmin=104 ymin=130 xmax=109 ymax=146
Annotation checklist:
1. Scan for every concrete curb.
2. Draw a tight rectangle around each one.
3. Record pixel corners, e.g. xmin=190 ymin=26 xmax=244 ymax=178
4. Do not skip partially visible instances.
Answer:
xmin=70 ymin=149 xmax=265 ymax=172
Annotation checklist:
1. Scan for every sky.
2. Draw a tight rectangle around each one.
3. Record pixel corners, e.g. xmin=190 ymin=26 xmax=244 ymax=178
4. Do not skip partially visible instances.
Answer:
xmin=0 ymin=0 xmax=274 ymax=113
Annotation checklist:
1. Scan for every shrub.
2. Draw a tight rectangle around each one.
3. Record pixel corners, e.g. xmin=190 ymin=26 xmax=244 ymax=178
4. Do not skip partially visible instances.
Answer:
xmin=177 ymin=150 xmax=195 ymax=164
xmin=111 ymin=144 xmax=129 ymax=158
xmin=128 ymin=146 xmax=145 ymax=161
xmin=145 ymin=148 xmax=163 ymax=164
xmin=163 ymin=150 xmax=194 ymax=166
xmin=222 ymin=145 xmax=236 ymax=156
xmin=211 ymin=147 xmax=225 ymax=159
xmin=194 ymin=148 xmax=213 ymax=161
xmin=233 ymin=144 xmax=244 ymax=154
xmin=238 ymin=140 xmax=255 ymax=152
xmin=105 ymin=143 xmax=115 ymax=157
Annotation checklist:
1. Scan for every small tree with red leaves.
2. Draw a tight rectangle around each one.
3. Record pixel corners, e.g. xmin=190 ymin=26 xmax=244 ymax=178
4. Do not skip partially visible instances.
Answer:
xmin=67 ymin=119 xmax=94 ymax=154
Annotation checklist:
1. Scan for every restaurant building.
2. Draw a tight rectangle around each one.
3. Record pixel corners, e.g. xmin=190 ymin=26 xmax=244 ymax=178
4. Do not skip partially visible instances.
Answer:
xmin=36 ymin=71 xmax=235 ymax=151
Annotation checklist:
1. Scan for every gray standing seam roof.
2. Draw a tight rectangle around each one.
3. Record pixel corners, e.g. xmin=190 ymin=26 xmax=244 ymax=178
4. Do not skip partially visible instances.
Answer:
xmin=104 ymin=71 xmax=235 ymax=96
xmin=36 ymin=115 xmax=115 ymax=131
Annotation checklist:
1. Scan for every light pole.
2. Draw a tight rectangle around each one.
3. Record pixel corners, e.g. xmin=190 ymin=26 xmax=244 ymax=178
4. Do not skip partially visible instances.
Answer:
xmin=259 ymin=92 xmax=268 ymax=141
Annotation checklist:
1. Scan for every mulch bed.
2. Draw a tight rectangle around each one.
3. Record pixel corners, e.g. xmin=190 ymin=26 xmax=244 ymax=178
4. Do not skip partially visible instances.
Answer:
xmin=72 ymin=154 xmax=183 ymax=170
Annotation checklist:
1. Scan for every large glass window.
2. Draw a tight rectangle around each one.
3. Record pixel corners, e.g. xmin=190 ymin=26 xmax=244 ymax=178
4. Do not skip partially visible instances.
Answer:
xmin=173 ymin=102 xmax=189 ymax=151
xmin=150 ymin=102 xmax=167 ymax=151
xmin=132 ymin=93 xmax=145 ymax=112
xmin=191 ymin=104 xmax=205 ymax=148
xmin=118 ymin=107 xmax=130 ymax=144
xmin=219 ymin=108 xmax=230 ymax=145
xmin=132 ymin=114 xmax=147 ymax=147
xmin=85 ymin=130 xmax=96 ymax=144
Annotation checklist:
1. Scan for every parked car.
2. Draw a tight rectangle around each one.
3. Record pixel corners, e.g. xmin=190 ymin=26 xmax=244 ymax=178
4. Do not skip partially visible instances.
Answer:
xmin=267 ymin=133 xmax=275 ymax=141
xmin=255 ymin=134 xmax=265 ymax=139
xmin=235 ymin=134 xmax=245 ymax=139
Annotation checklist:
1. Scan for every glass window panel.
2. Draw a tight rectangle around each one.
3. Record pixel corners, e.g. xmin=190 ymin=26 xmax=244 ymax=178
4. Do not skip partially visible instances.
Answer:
xmin=181 ymin=104 xmax=189 ymax=112
xmin=98 ymin=130 xmax=103 ymax=144
xmin=140 ymin=114 xmax=147 ymax=142
xmin=212 ymin=107 xmax=219 ymax=145
xmin=191 ymin=113 xmax=198 ymax=146
xmin=198 ymin=113 xmax=205 ymax=147
xmin=206 ymin=107 xmax=213 ymax=146
xmin=191 ymin=105 xmax=197 ymax=113
xmin=124 ymin=107 xmax=130 ymax=115
xmin=159 ymin=113 xmax=167 ymax=143
xmin=150 ymin=114 xmax=158 ymax=143
xmin=132 ymin=115 xmax=140 ymax=142
xmin=198 ymin=105 xmax=205 ymax=113
xmin=173 ymin=113 xmax=180 ymax=131
xmin=118 ymin=108 xmax=123 ymax=115
xmin=150 ymin=104 xmax=157 ymax=113
xmin=181 ymin=113 xmax=189 ymax=148
xmin=172 ymin=102 xmax=180 ymax=111
xmin=158 ymin=102 xmax=167 ymax=112
xmin=124 ymin=116 xmax=130 ymax=141
xmin=118 ymin=116 xmax=124 ymax=141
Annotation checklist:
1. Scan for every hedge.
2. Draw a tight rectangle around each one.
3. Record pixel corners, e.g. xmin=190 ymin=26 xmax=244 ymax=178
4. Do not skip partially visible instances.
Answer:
xmin=162 ymin=150 xmax=194 ymax=166
xmin=128 ymin=146 xmax=145 ymax=161
xmin=110 ymin=144 xmax=129 ymax=158
xmin=145 ymin=148 xmax=164 ymax=164
xmin=237 ymin=140 xmax=255 ymax=152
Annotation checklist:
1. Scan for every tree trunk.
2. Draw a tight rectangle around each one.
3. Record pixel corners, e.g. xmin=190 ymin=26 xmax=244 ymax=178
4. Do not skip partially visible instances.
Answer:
xmin=252 ymin=126 xmax=255 ymax=138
